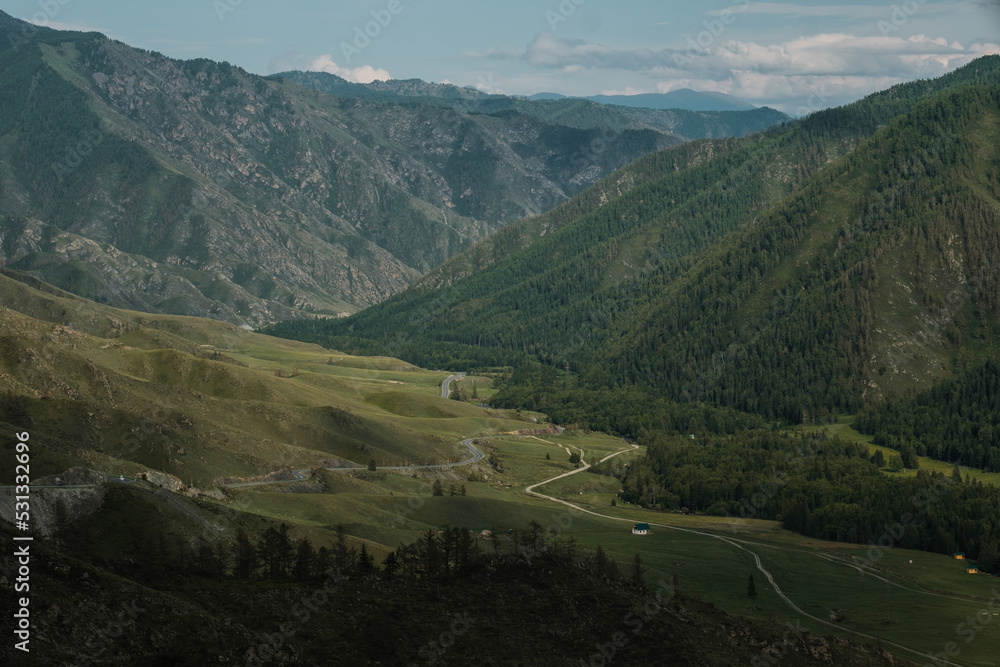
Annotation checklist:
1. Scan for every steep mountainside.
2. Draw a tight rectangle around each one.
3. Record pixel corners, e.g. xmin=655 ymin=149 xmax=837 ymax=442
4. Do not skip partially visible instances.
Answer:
xmin=279 ymin=70 xmax=790 ymax=139
xmin=0 ymin=12 xmax=688 ymax=327
xmin=269 ymin=57 xmax=1000 ymax=423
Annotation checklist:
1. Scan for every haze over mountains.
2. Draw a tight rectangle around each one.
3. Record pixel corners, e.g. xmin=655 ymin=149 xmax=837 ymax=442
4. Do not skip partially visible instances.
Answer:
xmin=0 ymin=11 xmax=788 ymax=328
xmin=278 ymin=71 xmax=775 ymax=129
xmin=528 ymin=89 xmax=758 ymax=112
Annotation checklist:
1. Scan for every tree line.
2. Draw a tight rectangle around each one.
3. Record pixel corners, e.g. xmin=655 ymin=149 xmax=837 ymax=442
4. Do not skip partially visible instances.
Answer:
xmin=856 ymin=359 xmax=1000 ymax=472
xmin=603 ymin=429 xmax=1000 ymax=574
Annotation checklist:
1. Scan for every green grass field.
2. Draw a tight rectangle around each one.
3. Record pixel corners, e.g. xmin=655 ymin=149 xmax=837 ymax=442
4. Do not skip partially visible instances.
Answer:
xmin=0 ymin=271 xmax=542 ymax=484
xmin=5 ymin=271 xmax=1000 ymax=666
xmin=806 ymin=417 xmax=1000 ymax=488
xmin=203 ymin=424 xmax=1000 ymax=666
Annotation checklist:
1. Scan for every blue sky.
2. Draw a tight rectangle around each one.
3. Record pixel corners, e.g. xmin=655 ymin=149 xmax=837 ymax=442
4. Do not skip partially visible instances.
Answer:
xmin=4 ymin=0 xmax=999 ymax=113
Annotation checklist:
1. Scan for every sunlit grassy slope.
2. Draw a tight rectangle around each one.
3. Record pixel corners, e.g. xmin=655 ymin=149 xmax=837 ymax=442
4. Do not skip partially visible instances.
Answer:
xmin=0 ymin=270 xmax=535 ymax=485
xmin=806 ymin=417 xmax=1000 ymax=488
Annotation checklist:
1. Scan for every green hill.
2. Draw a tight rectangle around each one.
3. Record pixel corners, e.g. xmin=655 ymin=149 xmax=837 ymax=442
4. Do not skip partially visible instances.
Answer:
xmin=0 ymin=269 xmax=534 ymax=486
xmin=268 ymin=57 xmax=1000 ymax=426
xmin=1 ymin=269 xmax=993 ymax=665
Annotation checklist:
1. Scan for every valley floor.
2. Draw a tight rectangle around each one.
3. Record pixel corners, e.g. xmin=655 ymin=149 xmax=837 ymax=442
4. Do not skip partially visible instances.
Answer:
xmin=199 ymin=425 xmax=1000 ymax=667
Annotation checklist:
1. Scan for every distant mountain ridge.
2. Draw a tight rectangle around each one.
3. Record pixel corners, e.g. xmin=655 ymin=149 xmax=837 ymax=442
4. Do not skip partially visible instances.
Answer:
xmin=276 ymin=71 xmax=789 ymax=139
xmin=529 ymin=89 xmax=758 ymax=112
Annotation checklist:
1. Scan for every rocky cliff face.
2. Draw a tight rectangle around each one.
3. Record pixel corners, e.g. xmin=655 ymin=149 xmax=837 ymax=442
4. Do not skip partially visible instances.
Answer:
xmin=0 ymin=14 xmax=706 ymax=327
xmin=0 ymin=12 xmax=792 ymax=328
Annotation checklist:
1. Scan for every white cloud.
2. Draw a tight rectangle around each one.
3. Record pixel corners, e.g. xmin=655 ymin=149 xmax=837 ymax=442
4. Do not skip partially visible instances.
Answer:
xmin=308 ymin=55 xmax=391 ymax=84
xmin=504 ymin=31 xmax=1000 ymax=113
xmin=524 ymin=32 xmax=663 ymax=70
xmin=708 ymin=2 xmax=958 ymax=19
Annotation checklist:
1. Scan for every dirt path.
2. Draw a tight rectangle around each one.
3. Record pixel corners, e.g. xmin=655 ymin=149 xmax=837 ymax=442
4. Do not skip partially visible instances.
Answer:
xmin=523 ymin=442 xmax=966 ymax=667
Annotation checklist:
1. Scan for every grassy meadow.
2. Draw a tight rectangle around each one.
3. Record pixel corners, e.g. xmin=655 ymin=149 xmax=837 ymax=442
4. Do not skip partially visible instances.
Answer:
xmin=4 ymin=270 xmax=1000 ymax=666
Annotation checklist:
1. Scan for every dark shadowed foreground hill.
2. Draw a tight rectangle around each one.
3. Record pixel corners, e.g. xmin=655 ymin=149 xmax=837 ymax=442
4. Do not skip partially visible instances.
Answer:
xmin=0 ymin=511 xmax=910 ymax=667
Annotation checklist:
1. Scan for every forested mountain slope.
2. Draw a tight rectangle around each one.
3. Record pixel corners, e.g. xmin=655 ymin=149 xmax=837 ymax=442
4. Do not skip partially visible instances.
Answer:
xmin=605 ymin=82 xmax=1000 ymax=421
xmin=857 ymin=358 xmax=1000 ymax=471
xmin=269 ymin=57 xmax=1000 ymax=423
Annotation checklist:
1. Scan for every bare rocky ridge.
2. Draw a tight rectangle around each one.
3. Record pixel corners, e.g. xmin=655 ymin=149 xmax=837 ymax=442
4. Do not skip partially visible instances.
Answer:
xmin=0 ymin=12 xmax=790 ymax=327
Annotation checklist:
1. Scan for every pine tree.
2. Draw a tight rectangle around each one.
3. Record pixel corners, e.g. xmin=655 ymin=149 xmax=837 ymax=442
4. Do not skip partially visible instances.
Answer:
xmin=294 ymin=538 xmax=315 ymax=581
xmin=593 ymin=545 xmax=618 ymax=580
xmin=423 ymin=529 xmax=442 ymax=577
xmin=357 ymin=543 xmax=375 ymax=574
xmin=277 ymin=524 xmax=295 ymax=578
xmin=382 ymin=550 xmax=399 ymax=578
xmin=235 ymin=530 xmax=256 ymax=580
xmin=631 ymin=552 xmax=647 ymax=589
xmin=335 ymin=525 xmax=356 ymax=574
xmin=315 ymin=546 xmax=332 ymax=575
xmin=871 ymin=449 xmax=886 ymax=468
xmin=432 ymin=480 xmax=444 ymax=496
xmin=257 ymin=529 xmax=276 ymax=579
xmin=747 ymin=573 xmax=758 ymax=598
xmin=214 ymin=540 xmax=229 ymax=577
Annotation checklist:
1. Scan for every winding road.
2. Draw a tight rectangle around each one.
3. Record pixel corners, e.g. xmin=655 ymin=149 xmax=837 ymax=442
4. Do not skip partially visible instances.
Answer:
xmin=25 ymin=386 xmax=970 ymax=666
xmin=523 ymin=440 xmax=967 ymax=667
xmin=222 ymin=437 xmax=485 ymax=488
xmin=441 ymin=372 xmax=466 ymax=399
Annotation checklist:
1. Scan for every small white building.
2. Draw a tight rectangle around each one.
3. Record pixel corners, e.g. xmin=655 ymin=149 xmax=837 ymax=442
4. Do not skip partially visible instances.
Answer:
xmin=632 ymin=523 xmax=651 ymax=535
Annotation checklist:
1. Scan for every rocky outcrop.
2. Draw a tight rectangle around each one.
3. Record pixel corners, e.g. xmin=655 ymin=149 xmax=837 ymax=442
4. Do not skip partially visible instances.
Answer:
xmin=138 ymin=470 xmax=185 ymax=492
xmin=0 ymin=17 xmax=701 ymax=327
